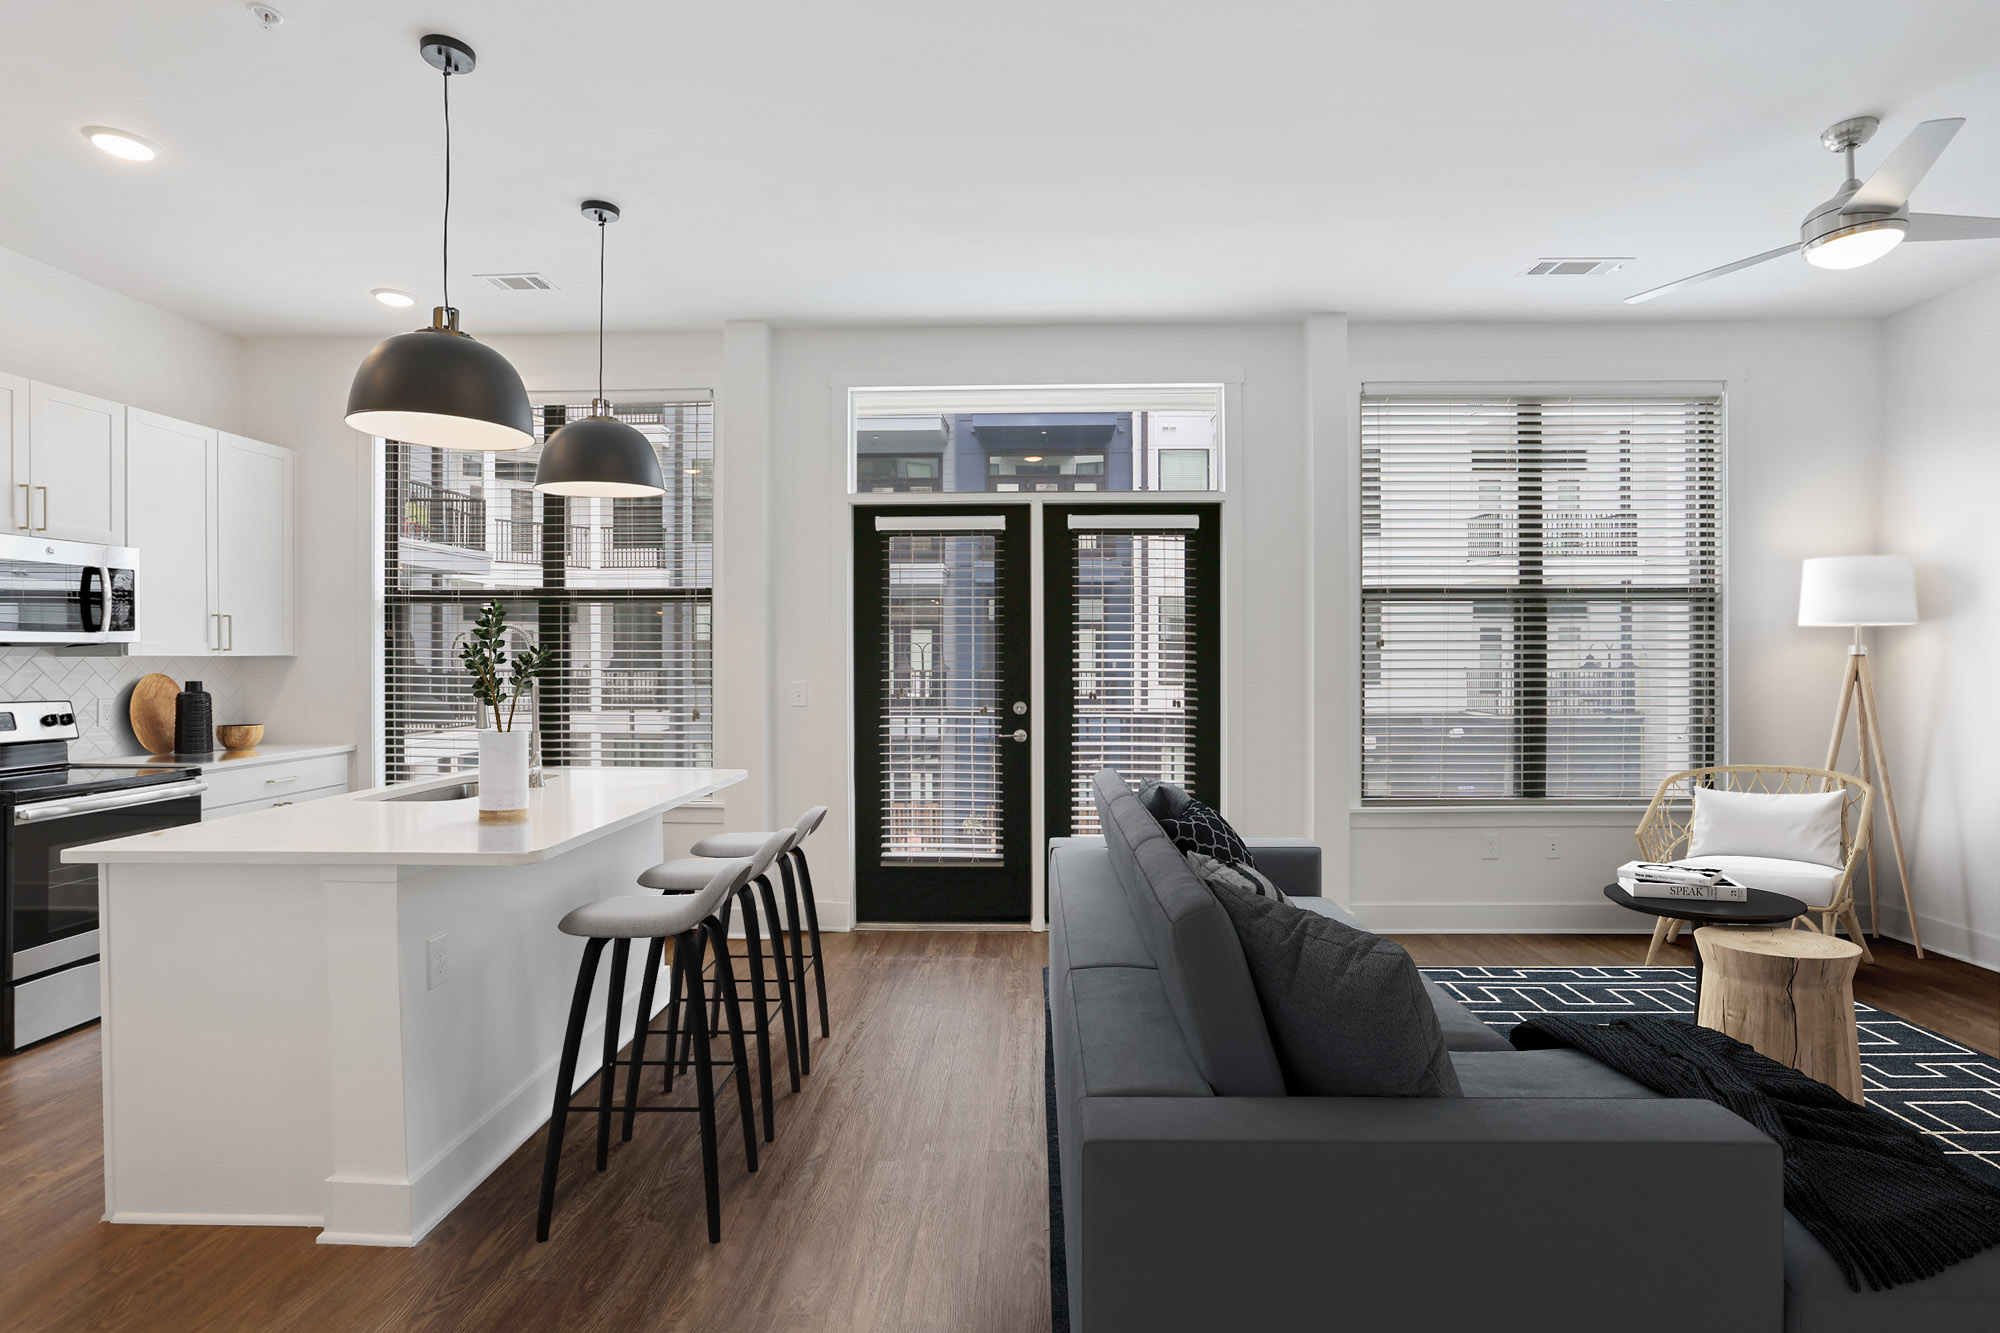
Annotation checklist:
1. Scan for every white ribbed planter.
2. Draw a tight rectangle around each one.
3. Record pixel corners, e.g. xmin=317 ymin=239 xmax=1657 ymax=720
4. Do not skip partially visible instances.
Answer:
xmin=477 ymin=728 xmax=531 ymax=824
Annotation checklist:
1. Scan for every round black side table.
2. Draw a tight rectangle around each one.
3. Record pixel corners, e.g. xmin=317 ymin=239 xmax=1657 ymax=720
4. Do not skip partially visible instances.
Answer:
xmin=1602 ymin=882 xmax=1810 ymax=1007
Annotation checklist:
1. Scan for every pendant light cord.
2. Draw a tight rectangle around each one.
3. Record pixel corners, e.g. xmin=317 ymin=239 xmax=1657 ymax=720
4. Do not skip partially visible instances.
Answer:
xmin=597 ymin=217 xmax=607 ymax=402
xmin=441 ymin=68 xmax=453 ymax=312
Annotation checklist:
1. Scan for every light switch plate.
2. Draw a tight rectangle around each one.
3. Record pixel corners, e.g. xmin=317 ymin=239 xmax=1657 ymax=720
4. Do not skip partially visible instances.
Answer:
xmin=427 ymin=934 xmax=448 ymax=989
xmin=1544 ymin=834 xmax=1560 ymax=860
xmin=790 ymin=680 xmax=808 ymax=707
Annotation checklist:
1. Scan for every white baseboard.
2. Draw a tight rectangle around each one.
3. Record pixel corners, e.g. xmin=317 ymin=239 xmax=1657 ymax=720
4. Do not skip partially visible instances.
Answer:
xmin=1353 ymin=900 xmax=1652 ymax=935
xmin=111 ymin=1211 xmax=321 ymax=1228
xmin=1867 ymin=906 xmax=1999 ymax=971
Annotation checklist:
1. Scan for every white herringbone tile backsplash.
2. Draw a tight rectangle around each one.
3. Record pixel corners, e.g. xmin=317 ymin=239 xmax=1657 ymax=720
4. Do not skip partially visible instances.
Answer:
xmin=0 ymin=651 xmax=263 ymax=755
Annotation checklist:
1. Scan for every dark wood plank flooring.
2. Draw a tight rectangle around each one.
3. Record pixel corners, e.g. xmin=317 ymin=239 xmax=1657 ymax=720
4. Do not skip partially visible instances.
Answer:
xmin=0 ymin=928 xmax=1991 ymax=1331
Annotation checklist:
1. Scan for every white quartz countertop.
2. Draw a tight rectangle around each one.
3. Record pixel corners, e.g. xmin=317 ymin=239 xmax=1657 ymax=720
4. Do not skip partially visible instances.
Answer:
xmin=82 ymin=741 xmax=357 ymax=769
xmin=63 ymin=767 xmax=745 ymax=867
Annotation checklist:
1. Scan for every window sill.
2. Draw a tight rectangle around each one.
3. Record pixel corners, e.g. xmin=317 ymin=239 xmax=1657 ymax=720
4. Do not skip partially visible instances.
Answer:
xmin=1352 ymin=806 xmax=1647 ymax=830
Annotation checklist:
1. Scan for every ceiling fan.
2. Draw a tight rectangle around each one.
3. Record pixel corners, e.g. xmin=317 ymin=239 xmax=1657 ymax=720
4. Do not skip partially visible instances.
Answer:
xmin=1626 ymin=115 xmax=2000 ymax=303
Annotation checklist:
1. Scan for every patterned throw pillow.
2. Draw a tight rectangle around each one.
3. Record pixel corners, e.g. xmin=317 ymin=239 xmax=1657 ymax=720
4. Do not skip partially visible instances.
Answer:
xmin=1186 ymin=851 xmax=1288 ymax=905
xmin=1157 ymin=794 xmax=1257 ymax=869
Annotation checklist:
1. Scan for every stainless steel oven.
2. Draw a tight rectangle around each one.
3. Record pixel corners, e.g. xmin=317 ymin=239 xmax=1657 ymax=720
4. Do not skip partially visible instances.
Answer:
xmin=0 ymin=534 xmax=140 ymax=645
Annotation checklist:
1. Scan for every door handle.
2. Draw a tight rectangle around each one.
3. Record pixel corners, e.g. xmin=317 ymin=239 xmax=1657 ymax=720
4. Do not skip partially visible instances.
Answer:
xmin=1010 ymin=729 xmax=1028 ymax=743
xmin=15 ymin=483 xmax=26 ymax=530
xmin=34 ymin=485 xmax=48 ymax=531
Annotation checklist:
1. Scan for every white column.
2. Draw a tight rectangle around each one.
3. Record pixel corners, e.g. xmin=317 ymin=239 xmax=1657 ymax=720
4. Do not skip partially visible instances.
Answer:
xmin=719 ymin=321 xmax=775 ymax=830
xmin=1306 ymin=314 xmax=1354 ymax=907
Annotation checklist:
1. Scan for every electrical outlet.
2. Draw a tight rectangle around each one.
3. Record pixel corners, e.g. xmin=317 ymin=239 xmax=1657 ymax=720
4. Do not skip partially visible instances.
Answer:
xmin=427 ymin=934 xmax=448 ymax=989
xmin=790 ymin=680 xmax=808 ymax=707
xmin=1544 ymin=834 xmax=1560 ymax=860
xmin=1480 ymin=832 xmax=1500 ymax=860
xmin=96 ymin=697 xmax=111 ymax=728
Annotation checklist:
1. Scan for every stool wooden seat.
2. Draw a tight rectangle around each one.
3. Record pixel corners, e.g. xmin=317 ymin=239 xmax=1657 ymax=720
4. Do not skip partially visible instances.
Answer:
xmin=1694 ymin=925 xmax=1865 ymax=1104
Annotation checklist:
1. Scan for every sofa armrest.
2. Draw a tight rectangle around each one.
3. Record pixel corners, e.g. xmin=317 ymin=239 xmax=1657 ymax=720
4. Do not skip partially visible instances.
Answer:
xmin=1072 ymin=1095 xmax=1781 ymax=1333
xmin=1241 ymin=838 xmax=1320 ymax=897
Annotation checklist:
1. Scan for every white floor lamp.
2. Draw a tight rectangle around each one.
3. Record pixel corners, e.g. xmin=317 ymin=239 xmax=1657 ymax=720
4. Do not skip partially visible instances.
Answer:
xmin=1798 ymin=555 xmax=1923 ymax=958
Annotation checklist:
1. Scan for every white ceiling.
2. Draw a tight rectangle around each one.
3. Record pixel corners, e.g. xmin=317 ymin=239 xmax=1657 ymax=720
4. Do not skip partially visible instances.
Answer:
xmin=6 ymin=0 xmax=2000 ymax=337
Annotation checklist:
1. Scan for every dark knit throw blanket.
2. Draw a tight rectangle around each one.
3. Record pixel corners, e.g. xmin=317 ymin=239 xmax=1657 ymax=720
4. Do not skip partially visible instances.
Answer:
xmin=1511 ymin=1015 xmax=2000 ymax=1292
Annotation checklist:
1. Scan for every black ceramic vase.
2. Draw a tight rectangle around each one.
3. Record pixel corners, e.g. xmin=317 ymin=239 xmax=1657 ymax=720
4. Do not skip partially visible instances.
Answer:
xmin=174 ymin=680 xmax=214 ymax=756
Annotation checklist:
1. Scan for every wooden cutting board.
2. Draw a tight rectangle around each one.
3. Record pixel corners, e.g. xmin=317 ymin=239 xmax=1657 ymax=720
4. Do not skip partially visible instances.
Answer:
xmin=129 ymin=673 xmax=181 ymax=755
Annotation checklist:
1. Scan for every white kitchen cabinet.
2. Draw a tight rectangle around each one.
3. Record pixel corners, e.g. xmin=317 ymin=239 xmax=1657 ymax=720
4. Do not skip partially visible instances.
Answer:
xmin=125 ymin=410 xmax=217 ymax=656
xmin=23 ymin=382 xmax=126 ymax=545
xmin=211 ymin=433 xmax=294 ymax=655
xmin=0 ymin=375 xmax=25 ymax=533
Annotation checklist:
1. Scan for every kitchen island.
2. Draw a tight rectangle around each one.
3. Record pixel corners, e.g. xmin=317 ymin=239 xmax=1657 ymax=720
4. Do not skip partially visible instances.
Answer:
xmin=65 ymin=765 xmax=745 ymax=1246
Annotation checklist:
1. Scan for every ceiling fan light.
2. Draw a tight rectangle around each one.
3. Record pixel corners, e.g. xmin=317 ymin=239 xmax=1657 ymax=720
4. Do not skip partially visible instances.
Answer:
xmin=534 ymin=412 xmax=665 ymax=496
xmin=1803 ymin=218 xmax=1909 ymax=270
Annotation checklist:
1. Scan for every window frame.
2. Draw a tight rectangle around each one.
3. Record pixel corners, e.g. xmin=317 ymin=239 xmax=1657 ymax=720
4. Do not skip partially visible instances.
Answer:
xmin=1355 ymin=385 xmax=1726 ymax=808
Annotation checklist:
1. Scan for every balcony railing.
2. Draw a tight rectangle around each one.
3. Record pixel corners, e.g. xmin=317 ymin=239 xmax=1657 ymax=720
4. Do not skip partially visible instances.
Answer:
xmin=402 ymin=483 xmax=487 ymax=552
xmin=488 ymin=521 xmax=677 ymax=570
xmin=1467 ymin=510 xmax=1641 ymax=559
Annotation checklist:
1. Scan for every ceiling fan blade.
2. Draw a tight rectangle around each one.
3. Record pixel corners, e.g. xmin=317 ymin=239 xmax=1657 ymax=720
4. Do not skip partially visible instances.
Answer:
xmin=1905 ymin=212 xmax=2000 ymax=241
xmin=1844 ymin=118 xmax=1965 ymax=213
xmin=1623 ymin=244 xmax=1801 ymax=304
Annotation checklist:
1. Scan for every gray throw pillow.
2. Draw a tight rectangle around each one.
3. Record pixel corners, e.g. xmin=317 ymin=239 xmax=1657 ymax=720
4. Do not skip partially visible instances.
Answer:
xmin=1134 ymin=778 xmax=1193 ymax=821
xmin=1207 ymin=878 xmax=1461 ymax=1098
xmin=1186 ymin=851 xmax=1289 ymax=905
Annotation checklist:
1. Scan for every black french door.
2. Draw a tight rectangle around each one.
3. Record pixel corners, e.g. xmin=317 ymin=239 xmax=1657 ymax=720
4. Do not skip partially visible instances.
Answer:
xmin=1043 ymin=504 xmax=1222 ymax=839
xmin=853 ymin=507 xmax=1034 ymax=923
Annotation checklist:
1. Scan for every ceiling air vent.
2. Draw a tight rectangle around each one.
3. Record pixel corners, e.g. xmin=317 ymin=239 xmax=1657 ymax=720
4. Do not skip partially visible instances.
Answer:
xmin=476 ymin=272 xmax=558 ymax=291
xmin=1521 ymin=258 xmax=1631 ymax=277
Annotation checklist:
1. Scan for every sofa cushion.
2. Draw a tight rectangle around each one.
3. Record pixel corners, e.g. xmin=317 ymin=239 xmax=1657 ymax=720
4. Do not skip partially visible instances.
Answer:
xmin=1689 ymin=786 xmax=1846 ymax=868
xmin=1673 ymin=855 xmax=1845 ymax=908
xmin=1186 ymin=851 xmax=1288 ymax=904
xmin=1064 ymin=967 xmax=1211 ymax=1097
xmin=1134 ymin=778 xmax=1192 ymax=822
xmin=1423 ymin=980 xmax=1516 ymax=1052
xmin=1286 ymin=894 xmax=1364 ymax=929
xmin=1781 ymin=1213 xmax=2000 ymax=1332
xmin=1451 ymin=1048 xmax=1662 ymax=1098
xmin=1049 ymin=839 xmax=1156 ymax=971
xmin=1093 ymin=771 xmax=1286 ymax=1097
xmin=1209 ymin=878 xmax=1462 ymax=1098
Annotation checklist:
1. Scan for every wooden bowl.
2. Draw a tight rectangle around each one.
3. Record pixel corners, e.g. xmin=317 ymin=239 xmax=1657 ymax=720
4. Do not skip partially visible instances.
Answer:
xmin=216 ymin=724 xmax=264 ymax=751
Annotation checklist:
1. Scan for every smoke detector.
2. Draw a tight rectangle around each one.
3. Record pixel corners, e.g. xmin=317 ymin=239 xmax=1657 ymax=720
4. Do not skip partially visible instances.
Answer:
xmin=1521 ymin=258 xmax=1631 ymax=277
xmin=477 ymin=272 xmax=559 ymax=292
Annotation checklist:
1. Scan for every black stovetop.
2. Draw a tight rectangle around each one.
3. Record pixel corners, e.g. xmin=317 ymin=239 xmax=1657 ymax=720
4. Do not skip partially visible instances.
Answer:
xmin=0 ymin=761 xmax=199 ymax=806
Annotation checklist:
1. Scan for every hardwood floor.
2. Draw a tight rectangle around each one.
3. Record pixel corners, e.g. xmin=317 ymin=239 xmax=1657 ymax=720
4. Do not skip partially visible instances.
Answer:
xmin=0 ymin=927 xmax=1991 ymax=1332
xmin=0 ymin=932 xmax=1052 ymax=1333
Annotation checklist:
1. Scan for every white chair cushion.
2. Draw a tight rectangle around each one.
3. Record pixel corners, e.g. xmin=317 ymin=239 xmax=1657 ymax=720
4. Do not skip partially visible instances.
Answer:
xmin=637 ymin=857 xmax=724 ymax=892
xmin=1671 ymin=855 xmax=1844 ymax=908
xmin=561 ymin=894 xmax=708 ymax=939
xmin=690 ymin=832 xmax=779 ymax=859
xmin=1688 ymin=787 xmax=1845 ymax=868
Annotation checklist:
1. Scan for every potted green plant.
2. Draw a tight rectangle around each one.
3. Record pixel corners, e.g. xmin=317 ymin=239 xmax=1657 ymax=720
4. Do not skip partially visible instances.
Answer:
xmin=458 ymin=601 xmax=552 ymax=824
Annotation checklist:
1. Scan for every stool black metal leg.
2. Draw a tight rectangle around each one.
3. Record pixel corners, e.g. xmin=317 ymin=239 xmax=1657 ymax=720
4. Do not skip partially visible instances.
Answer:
xmin=621 ymin=935 xmax=666 ymax=1142
xmin=734 ymin=880 xmax=778 ymax=1142
xmin=596 ymin=938 xmax=630 ymax=1172
xmin=662 ymin=931 xmax=690 ymax=1095
xmin=795 ymin=848 xmax=830 ymax=1039
xmin=685 ymin=929 xmax=723 ymax=1243
xmin=708 ymin=893 xmax=733 ymax=1031
xmin=705 ymin=915 xmax=759 ymax=1173
xmin=537 ymin=936 xmax=605 ymax=1242
xmin=778 ymin=855 xmax=812 ymax=1072
xmin=754 ymin=872 xmax=802 ymax=1091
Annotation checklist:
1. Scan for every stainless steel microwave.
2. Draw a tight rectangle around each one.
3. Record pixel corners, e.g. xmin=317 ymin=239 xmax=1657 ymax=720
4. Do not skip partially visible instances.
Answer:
xmin=0 ymin=535 xmax=139 ymax=645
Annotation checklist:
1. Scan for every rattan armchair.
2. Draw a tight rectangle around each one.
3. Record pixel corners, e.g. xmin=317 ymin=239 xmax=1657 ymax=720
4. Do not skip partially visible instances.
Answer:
xmin=1632 ymin=764 xmax=1875 ymax=964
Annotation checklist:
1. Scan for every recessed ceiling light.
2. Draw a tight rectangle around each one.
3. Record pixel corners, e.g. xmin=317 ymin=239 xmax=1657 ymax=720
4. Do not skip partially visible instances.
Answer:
xmin=1023 ymin=455 xmax=1043 ymax=462
xmin=371 ymin=288 xmax=416 ymax=308
xmin=684 ymin=467 xmax=700 ymax=475
xmin=82 ymin=127 xmax=158 ymax=162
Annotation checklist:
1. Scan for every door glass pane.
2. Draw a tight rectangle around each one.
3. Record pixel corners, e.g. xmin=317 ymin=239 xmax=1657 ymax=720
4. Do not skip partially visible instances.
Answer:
xmin=1068 ymin=531 xmax=1197 ymax=834
xmin=880 ymin=532 xmax=1003 ymax=863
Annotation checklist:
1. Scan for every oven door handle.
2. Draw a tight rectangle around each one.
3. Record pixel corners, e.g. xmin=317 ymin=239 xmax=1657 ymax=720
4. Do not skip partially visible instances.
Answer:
xmin=14 ymin=780 xmax=208 ymax=824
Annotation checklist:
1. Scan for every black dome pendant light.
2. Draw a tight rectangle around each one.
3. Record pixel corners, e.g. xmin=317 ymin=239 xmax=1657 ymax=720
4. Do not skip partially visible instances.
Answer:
xmin=345 ymin=35 xmax=532 ymax=452
xmin=533 ymin=201 xmax=665 ymax=496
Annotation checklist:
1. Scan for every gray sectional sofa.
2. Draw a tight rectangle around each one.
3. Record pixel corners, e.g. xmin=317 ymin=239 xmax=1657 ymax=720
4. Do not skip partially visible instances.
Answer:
xmin=1048 ymin=770 xmax=1998 ymax=1333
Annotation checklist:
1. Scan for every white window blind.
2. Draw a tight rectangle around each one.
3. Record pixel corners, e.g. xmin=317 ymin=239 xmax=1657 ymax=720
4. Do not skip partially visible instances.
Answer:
xmin=382 ymin=400 xmax=714 ymax=783
xmin=1360 ymin=393 xmax=1721 ymax=802
xmin=1068 ymin=528 xmax=1199 ymax=833
xmin=880 ymin=532 xmax=1004 ymax=862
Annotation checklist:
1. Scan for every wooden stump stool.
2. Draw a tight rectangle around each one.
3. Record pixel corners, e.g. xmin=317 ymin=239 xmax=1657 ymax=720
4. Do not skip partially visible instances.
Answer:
xmin=1694 ymin=926 xmax=1865 ymax=1104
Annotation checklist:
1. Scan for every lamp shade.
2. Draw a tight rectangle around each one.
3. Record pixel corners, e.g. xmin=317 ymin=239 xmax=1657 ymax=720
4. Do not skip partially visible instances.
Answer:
xmin=345 ymin=321 xmax=533 ymax=452
xmin=1798 ymin=555 xmax=1918 ymax=627
xmin=534 ymin=412 xmax=665 ymax=496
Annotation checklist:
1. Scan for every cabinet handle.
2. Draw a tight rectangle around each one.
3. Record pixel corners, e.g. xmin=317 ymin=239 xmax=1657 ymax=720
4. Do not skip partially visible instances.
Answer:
xmin=15 ymin=484 xmax=26 ymax=530
xmin=266 ymin=775 xmax=299 ymax=785
xmin=34 ymin=486 xmax=47 ymax=532
xmin=272 ymin=800 xmax=292 ymax=807
xmin=224 ymin=613 xmax=234 ymax=651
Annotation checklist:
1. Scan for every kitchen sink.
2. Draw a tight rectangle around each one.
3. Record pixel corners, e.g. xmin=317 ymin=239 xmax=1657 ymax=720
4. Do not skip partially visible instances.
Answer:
xmin=380 ymin=781 xmax=479 ymax=802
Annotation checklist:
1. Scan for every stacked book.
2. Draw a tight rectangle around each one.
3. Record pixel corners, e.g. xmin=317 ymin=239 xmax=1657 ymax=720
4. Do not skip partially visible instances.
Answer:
xmin=1616 ymin=861 xmax=1748 ymax=902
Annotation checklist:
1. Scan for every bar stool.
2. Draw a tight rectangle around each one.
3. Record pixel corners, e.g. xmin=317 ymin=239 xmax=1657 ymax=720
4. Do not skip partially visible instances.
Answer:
xmin=692 ymin=806 xmax=831 ymax=1056
xmin=637 ymin=829 xmax=798 ymax=1142
xmin=536 ymin=858 xmax=757 ymax=1245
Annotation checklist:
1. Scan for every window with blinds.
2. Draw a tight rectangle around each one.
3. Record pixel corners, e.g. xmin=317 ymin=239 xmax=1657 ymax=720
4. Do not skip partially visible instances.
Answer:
xmin=381 ymin=400 xmax=714 ymax=783
xmin=1066 ymin=526 xmax=1200 ymax=834
xmin=1360 ymin=392 xmax=1721 ymax=802
xmin=878 ymin=530 xmax=1004 ymax=862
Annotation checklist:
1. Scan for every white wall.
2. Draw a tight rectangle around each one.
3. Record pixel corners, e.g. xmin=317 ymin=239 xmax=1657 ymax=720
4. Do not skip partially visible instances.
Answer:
xmin=1342 ymin=319 xmax=1886 ymax=931
xmin=1876 ymin=271 xmax=2000 ymax=968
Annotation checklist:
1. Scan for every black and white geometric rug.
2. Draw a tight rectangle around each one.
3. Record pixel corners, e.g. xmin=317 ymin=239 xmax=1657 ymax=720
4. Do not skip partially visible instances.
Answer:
xmin=1421 ymin=964 xmax=2000 ymax=1179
